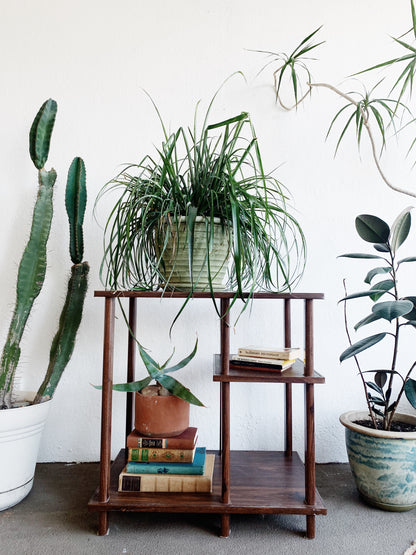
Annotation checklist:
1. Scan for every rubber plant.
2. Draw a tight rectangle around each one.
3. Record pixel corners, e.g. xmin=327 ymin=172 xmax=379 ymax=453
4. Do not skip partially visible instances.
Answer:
xmin=338 ymin=208 xmax=416 ymax=431
xmin=0 ymin=99 xmax=89 ymax=410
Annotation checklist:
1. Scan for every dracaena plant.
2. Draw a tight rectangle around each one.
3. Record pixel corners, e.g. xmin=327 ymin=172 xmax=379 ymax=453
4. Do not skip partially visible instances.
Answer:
xmin=95 ymin=338 xmax=204 ymax=407
xmin=96 ymin=76 xmax=306 ymax=326
xmin=338 ymin=208 xmax=416 ymax=430
xmin=253 ymin=0 xmax=416 ymax=200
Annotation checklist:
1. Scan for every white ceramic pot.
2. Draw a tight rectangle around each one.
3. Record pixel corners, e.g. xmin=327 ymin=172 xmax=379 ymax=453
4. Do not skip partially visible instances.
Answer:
xmin=340 ymin=410 xmax=416 ymax=511
xmin=0 ymin=393 xmax=51 ymax=511
xmin=157 ymin=216 xmax=230 ymax=291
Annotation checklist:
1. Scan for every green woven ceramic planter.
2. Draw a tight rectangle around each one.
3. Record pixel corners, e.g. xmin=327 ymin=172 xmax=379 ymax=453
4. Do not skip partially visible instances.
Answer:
xmin=340 ymin=411 xmax=416 ymax=511
xmin=157 ymin=217 xmax=230 ymax=292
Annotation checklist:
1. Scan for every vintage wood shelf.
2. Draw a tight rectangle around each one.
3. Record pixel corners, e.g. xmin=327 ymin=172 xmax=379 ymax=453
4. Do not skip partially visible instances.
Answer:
xmin=88 ymin=291 xmax=327 ymax=538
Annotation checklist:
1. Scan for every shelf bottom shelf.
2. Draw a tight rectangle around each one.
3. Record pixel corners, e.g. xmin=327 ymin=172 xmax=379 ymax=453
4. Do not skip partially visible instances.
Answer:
xmin=88 ymin=449 xmax=327 ymax=516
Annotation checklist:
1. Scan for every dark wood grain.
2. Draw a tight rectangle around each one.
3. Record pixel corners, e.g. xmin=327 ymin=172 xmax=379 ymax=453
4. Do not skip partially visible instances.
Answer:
xmin=94 ymin=290 xmax=324 ymax=300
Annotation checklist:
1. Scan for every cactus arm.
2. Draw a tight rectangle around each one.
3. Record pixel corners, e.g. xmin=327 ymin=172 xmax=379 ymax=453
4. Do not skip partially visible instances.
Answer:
xmin=66 ymin=157 xmax=86 ymax=264
xmin=34 ymin=261 xmax=89 ymax=403
xmin=0 ymin=168 xmax=56 ymax=408
xmin=29 ymin=99 xmax=57 ymax=170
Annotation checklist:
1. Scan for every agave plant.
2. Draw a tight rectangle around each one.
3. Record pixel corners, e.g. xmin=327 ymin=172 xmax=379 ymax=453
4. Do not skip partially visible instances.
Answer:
xmin=95 ymin=338 xmax=203 ymax=406
xmin=97 ymin=82 xmax=306 ymax=324
xmin=338 ymin=208 xmax=416 ymax=431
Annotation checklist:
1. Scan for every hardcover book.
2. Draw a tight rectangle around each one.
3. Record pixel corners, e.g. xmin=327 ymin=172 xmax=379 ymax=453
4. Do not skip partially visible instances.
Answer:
xmin=118 ymin=454 xmax=215 ymax=493
xmin=231 ymin=355 xmax=296 ymax=371
xmin=127 ymin=446 xmax=196 ymax=463
xmin=126 ymin=447 xmax=206 ymax=475
xmin=126 ymin=427 xmax=198 ymax=449
xmin=237 ymin=346 xmax=303 ymax=360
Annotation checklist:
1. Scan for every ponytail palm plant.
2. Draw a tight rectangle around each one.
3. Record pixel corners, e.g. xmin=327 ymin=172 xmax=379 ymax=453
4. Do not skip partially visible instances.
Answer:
xmin=98 ymin=86 xmax=306 ymax=321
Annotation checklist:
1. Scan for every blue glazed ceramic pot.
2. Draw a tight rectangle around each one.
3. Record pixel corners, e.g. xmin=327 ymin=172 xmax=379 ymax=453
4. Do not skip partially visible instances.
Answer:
xmin=340 ymin=411 xmax=416 ymax=511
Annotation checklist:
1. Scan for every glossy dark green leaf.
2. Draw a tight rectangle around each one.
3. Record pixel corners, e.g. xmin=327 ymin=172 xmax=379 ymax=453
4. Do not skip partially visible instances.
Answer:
xmin=375 ymin=371 xmax=388 ymax=388
xmin=366 ymin=381 xmax=384 ymax=395
xmin=390 ymin=208 xmax=412 ymax=254
xmin=372 ymin=300 xmax=414 ymax=322
xmin=355 ymin=214 xmax=390 ymax=244
xmin=354 ymin=312 xmax=382 ymax=331
xmin=338 ymin=253 xmax=386 ymax=260
xmin=369 ymin=279 xmax=394 ymax=301
xmin=403 ymin=297 xmax=416 ymax=321
xmin=404 ymin=378 xmax=416 ymax=409
xmin=339 ymin=290 xmax=389 ymax=303
xmin=340 ymin=332 xmax=387 ymax=362
xmin=364 ymin=267 xmax=391 ymax=284
xmin=374 ymin=243 xmax=390 ymax=253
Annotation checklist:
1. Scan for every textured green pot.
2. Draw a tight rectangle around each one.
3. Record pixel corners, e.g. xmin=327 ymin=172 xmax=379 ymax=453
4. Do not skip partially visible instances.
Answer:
xmin=340 ymin=411 xmax=416 ymax=511
xmin=157 ymin=216 xmax=230 ymax=292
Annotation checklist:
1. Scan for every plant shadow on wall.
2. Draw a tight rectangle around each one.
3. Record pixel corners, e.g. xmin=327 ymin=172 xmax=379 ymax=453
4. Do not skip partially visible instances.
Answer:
xmin=96 ymin=75 xmax=306 ymax=328
xmin=0 ymin=99 xmax=89 ymax=510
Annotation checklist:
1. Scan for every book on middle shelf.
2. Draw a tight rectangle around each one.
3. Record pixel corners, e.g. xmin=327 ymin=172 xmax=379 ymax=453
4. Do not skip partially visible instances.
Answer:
xmin=125 ymin=446 xmax=207 ymax=475
xmin=237 ymin=346 xmax=303 ymax=360
xmin=230 ymin=354 xmax=296 ymax=371
xmin=127 ymin=445 xmax=196 ymax=463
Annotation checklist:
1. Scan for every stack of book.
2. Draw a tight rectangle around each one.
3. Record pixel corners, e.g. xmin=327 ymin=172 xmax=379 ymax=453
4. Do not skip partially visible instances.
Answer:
xmin=118 ymin=427 xmax=215 ymax=493
xmin=230 ymin=345 xmax=303 ymax=372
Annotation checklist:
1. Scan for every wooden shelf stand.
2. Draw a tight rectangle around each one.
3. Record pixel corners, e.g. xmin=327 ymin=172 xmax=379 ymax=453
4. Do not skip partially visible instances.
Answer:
xmin=88 ymin=291 xmax=327 ymax=538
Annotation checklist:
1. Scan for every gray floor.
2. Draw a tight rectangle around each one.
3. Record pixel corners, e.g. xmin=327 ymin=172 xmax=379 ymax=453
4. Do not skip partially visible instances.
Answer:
xmin=1 ymin=462 xmax=415 ymax=555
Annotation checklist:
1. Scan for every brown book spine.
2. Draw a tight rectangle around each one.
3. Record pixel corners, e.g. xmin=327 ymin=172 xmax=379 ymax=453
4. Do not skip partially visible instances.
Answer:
xmin=126 ymin=427 xmax=198 ymax=449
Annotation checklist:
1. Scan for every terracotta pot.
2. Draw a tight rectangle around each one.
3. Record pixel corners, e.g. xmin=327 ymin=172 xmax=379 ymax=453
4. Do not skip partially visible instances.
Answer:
xmin=134 ymin=391 xmax=190 ymax=437
xmin=340 ymin=410 xmax=416 ymax=511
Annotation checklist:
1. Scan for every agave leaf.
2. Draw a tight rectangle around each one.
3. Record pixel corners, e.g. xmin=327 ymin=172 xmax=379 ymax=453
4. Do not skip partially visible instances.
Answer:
xmin=156 ymin=374 xmax=204 ymax=406
xmin=372 ymin=300 xmax=414 ymax=322
xmin=162 ymin=338 xmax=198 ymax=373
xmin=355 ymin=214 xmax=390 ymax=244
xmin=404 ymin=378 xmax=416 ymax=409
xmin=364 ymin=266 xmax=391 ymax=284
xmin=390 ymin=207 xmax=412 ymax=254
xmin=340 ymin=333 xmax=387 ymax=362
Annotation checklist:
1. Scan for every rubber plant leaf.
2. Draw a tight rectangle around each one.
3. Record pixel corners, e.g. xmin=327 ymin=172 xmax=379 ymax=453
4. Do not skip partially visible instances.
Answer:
xmin=339 ymin=290 xmax=389 ymax=303
xmin=402 ymin=297 xmax=416 ymax=321
xmin=340 ymin=333 xmax=387 ymax=362
xmin=354 ymin=312 xmax=383 ymax=331
xmin=404 ymin=378 xmax=416 ymax=410
xmin=390 ymin=207 xmax=412 ymax=254
xmin=364 ymin=267 xmax=391 ymax=284
xmin=355 ymin=214 xmax=390 ymax=244
xmin=369 ymin=279 xmax=394 ymax=301
xmin=372 ymin=300 xmax=414 ymax=322
xmin=338 ymin=253 xmax=386 ymax=260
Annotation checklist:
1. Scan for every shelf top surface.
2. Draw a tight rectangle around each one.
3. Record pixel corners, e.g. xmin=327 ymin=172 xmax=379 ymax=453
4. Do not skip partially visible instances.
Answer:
xmin=94 ymin=290 xmax=324 ymax=300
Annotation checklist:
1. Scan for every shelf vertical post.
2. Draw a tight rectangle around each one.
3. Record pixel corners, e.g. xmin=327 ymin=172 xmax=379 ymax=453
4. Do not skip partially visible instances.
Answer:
xmin=98 ymin=296 xmax=115 ymax=535
xmin=220 ymin=297 xmax=231 ymax=536
xmin=284 ymin=299 xmax=293 ymax=457
xmin=304 ymin=299 xmax=316 ymax=538
xmin=126 ymin=297 xmax=137 ymax=441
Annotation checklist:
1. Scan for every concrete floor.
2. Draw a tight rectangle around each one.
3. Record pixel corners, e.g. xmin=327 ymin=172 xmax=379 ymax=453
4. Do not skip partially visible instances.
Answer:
xmin=1 ymin=462 xmax=415 ymax=555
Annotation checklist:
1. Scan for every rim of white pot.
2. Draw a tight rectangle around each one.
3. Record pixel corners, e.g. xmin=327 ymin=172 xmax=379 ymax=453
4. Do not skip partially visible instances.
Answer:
xmin=340 ymin=410 xmax=416 ymax=440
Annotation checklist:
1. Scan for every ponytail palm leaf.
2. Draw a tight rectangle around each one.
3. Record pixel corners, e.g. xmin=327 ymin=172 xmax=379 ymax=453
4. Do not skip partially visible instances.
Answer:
xmin=97 ymin=93 xmax=306 ymax=324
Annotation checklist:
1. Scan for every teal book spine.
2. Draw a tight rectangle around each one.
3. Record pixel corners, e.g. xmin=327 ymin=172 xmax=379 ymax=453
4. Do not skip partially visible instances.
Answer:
xmin=126 ymin=447 xmax=206 ymax=475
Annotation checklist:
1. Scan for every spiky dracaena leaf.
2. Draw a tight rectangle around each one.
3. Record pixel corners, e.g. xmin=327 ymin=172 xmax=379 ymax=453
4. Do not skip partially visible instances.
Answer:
xmin=29 ymin=99 xmax=57 ymax=170
xmin=66 ymin=157 xmax=87 ymax=264
xmin=0 ymin=168 xmax=56 ymax=408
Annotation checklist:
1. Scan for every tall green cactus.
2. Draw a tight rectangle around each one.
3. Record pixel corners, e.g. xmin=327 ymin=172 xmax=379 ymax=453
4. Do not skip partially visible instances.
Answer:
xmin=34 ymin=159 xmax=89 ymax=403
xmin=0 ymin=100 xmax=89 ymax=409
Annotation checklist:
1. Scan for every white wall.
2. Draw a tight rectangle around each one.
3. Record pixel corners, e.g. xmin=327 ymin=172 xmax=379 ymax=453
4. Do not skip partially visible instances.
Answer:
xmin=0 ymin=0 xmax=414 ymax=462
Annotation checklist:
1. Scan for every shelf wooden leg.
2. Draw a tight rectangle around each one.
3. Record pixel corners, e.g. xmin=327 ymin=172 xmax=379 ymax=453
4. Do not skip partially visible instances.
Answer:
xmin=98 ymin=512 xmax=109 ymax=536
xmin=285 ymin=383 xmax=293 ymax=456
xmin=220 ymin=514 xmax=230 ymax=537
xmin=306 ymin=515 xmax=315 ymax=539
